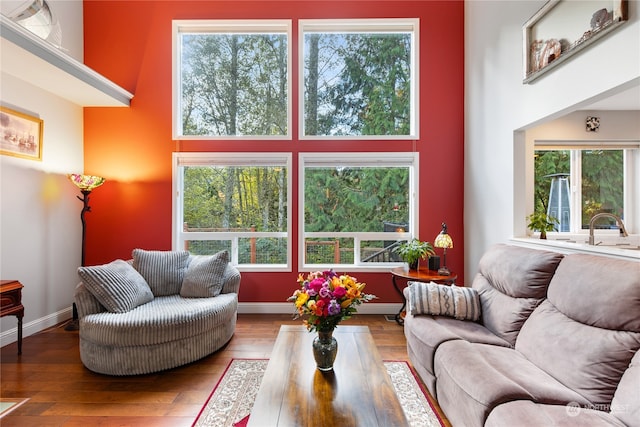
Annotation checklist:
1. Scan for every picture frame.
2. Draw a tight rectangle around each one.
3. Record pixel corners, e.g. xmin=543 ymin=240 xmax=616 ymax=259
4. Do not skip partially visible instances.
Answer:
xmin=523 ymin=0 xmax=628 ymax=84
xmin=0 ymin=106 xmax=44 ymax=161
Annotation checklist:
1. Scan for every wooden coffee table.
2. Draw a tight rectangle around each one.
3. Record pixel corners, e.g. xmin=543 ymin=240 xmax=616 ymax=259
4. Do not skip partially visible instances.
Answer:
xmin=248 ymin=325 xmax=409 ymax=427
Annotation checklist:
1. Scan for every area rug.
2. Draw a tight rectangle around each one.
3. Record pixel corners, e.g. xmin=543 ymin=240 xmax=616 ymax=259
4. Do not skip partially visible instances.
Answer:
xmin=0 ymin=398 xmax=29 ymax=418
xmin=192 ymin=359 xmax=445 ymax=427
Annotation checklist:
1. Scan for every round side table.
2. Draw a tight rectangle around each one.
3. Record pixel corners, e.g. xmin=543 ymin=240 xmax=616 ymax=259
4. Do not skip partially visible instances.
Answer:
xmin=391 ymin=266 xmax=457 ymax=325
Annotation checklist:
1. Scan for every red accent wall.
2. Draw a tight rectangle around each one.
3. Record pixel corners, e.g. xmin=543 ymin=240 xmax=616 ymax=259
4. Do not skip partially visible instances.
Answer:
xmin=83 ymin=1 xmax=464 ymax=304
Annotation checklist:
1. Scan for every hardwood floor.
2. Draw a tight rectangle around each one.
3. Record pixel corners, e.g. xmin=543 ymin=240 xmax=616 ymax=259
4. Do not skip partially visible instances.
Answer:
xmin=0 ymin=314 xmax=449 ymax=426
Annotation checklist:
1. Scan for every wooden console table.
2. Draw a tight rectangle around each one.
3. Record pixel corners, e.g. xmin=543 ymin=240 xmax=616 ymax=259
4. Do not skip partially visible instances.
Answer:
xmin=1 ymin=280 xmax=24 ymax=354
xmin=391 ymin=267 xmax=457 ymax=325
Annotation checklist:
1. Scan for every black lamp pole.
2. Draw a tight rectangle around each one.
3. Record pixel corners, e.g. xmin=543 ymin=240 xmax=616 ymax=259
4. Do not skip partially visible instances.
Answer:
xmin=78 ymin=189 xmax=92 ymax=267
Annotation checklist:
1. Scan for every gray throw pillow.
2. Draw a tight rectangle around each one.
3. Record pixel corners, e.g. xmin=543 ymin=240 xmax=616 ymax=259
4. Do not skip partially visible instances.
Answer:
xmin=180 ymin=250 xmax=230 ymax=298
xmin=78 ymin=259 xmax=154 ymax=313
xmin=132 ymin=249 xmax=190 ymax=296
xmin=408 ymin=281 xmax=481 ymax=321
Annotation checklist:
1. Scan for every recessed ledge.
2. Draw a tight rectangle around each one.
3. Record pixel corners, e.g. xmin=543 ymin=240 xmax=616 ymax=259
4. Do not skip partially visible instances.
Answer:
xmin=509 ymin=237 xmax=640 ymax=261
xmin=0 ymin=15 xmax=133 ymax=107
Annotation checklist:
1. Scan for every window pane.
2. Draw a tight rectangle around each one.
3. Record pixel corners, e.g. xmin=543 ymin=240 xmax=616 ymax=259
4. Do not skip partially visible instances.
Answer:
xmin=304 ymin=167 xmax=410 ymax=232
xmin=582 ymin=150 xmax=623 ymax=229
xmin=303 ymin=32 xmax=412 ymax=136
xmin=534 ymin=150 xmax=570 ymax=231
xmin=183 ymin=166 xmax=287 ymax=231
xmin=180 ymin=33 xmax=288 ymax=136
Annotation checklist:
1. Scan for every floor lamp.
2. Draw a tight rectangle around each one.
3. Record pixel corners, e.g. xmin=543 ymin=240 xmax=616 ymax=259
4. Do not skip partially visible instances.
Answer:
xmin=64 ymin=174 xmax=105 ymax=331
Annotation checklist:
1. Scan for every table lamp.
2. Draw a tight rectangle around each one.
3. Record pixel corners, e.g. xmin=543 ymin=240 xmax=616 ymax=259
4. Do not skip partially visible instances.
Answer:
xmin=434 ymin=222 xmax=453 ymax=276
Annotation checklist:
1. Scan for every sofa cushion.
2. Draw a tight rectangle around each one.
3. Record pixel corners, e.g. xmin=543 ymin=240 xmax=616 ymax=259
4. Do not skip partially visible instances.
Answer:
xmin=610 ymin=350 xmax=640 ymax=426
xmin=180 ymin=250 xmax=230 ymax=298
xmin=434 ymin=340 xmax=591 ymax=427
xmin=485 ymin=401 xmax=626 ymax=427
xmin=78 ymin=260 xmax=154 ymax=313
xmin=132 ymin=249 xmax=190 ymax=296
xmin=408 ymin=281 xmax=481 ymax=321
xmin=472 ymin=244 xmax=564 ymax=345
xmin=516 ymin=253 xmax=640 ymax=406
xmin=79 ymin=294 xmax=238 ymax=346
xmin=403 ymin=306 xmax=511 ymax=397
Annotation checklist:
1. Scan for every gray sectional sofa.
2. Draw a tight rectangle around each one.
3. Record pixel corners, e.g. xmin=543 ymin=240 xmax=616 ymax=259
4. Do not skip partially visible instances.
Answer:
xmin=404 ymin=244 xmax=639 ymax=427
xmin=74 ymin=249 xmax=240 ymax=376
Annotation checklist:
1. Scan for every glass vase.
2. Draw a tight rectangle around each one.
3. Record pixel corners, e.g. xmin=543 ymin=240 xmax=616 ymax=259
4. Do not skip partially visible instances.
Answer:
xmin=312 ymin=329 xmax=338 ymax=371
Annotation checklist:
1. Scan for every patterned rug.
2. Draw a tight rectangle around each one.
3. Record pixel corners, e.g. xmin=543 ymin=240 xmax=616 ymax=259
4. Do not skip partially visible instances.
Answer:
xmin=193 ymin=359 xmax=445 ymax=427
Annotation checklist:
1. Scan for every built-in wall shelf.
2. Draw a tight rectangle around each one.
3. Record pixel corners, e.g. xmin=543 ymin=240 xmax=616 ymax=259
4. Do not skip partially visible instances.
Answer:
xmin=0 ymin=15 xmax=133 ymax=107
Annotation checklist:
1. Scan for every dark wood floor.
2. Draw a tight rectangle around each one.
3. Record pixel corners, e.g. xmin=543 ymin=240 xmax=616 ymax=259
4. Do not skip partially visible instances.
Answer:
xmin=0 ymin=314 xmax=449 ymax=426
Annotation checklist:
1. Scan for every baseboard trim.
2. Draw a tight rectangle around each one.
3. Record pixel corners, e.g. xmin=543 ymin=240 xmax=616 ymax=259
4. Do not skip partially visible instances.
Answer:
xmin=0 ymin=307 xmax=72 ymax=348
xmin=238 ymin=302 xmax=401 ymax=315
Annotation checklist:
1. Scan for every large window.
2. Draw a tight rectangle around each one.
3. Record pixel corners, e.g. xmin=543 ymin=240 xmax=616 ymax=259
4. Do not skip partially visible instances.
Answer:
xmin=533 ymin=142 xmax=639 ymax=234
xmin=300 ymin=19 xmax=419 ymax=139
xmin=173 ymin=20 xmax=292 ymax=139
xmin=300 ymin=153 xmax=419 ymax=270
xmin=173 ymin=153 xmax=292 ymax=271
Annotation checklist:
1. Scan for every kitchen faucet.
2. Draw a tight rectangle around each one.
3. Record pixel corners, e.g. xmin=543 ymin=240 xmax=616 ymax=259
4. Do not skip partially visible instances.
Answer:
xmin=588 ymin=213 xmax=629 ymax=245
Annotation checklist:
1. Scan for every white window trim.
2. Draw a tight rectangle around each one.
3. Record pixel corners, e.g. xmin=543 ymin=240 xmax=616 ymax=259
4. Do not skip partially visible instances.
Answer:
xmin=172 ymin=152 xmax=293 ymax=272
xmin=299 ymin=152 xmax=419 ymax=272
xmin=298 ymin=18 xmax=420 ymax=141
xmin=172 ymin=19 xmax=293 ymax=140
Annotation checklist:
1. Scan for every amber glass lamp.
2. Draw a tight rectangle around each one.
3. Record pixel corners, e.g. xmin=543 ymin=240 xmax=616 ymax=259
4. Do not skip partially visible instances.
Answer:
xmin=434 ymin=222 xmax=453 ymax=276
xmin=65 ymin=174 xmax=105 ymax=331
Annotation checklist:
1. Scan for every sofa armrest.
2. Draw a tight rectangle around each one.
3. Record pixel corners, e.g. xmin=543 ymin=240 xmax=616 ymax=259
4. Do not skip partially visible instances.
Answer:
xmin=220 ymin=263 xmax=241 ymax=295
xmin=74 ymin=282 xmax=106 ymax=318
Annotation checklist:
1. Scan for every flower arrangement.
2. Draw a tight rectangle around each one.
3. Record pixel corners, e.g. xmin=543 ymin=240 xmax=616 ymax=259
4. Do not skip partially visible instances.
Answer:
xmin=288 ymin=270 xmax=376 ymax=333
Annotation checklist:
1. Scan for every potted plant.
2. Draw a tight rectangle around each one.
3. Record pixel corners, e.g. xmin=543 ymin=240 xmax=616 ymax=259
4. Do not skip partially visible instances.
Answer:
xmin=394 ymin=239 xmax=435 ymax=270
xmin=526 ymin=211 xmax=559 ymax=239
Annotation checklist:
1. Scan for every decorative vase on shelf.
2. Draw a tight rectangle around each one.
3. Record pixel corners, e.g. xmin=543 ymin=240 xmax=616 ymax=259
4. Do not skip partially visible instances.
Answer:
xmin=312 ymin=329 xmax=338 ymax=371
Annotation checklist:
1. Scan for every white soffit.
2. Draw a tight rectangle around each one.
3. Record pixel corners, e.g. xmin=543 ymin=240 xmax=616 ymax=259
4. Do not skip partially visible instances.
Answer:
xmin=0 ymin=14 xmax=132 ymax=107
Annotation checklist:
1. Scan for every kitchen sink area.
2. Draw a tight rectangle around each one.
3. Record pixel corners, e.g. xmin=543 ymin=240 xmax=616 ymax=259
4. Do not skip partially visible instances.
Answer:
xmin=511 ymin=234 xmax=640 ymax=261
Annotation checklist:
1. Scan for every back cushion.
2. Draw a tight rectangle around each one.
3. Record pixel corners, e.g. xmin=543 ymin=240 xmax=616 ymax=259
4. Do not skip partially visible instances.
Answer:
xmin=472 ymin=244 xmax=564 ymax=345
xmin=132 ymin=249 xmax=190 ymax=296
xmin=516 ymin=254 xmax=640 ymax=405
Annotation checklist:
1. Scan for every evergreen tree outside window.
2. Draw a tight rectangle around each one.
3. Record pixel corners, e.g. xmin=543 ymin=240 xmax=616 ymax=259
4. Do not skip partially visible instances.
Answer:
xmin=300 ymin=19 xmax=419 ymax=139
xmin=300 ymin=153 xmax=419 ymax=270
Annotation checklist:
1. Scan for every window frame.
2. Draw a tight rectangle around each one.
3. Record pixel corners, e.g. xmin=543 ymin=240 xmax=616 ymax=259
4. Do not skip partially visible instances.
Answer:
xmin=532 ymin=140 xmax=639 ymax=237
xmin=172 ymin=152 xmax=293 ymax=272
xmin=172 ymin=19 xmax=293 ymax=140
xmin=299 ymin=152 xmax=420 ymax=272
xmin=298 ymin=18 xmax=420 ymax=140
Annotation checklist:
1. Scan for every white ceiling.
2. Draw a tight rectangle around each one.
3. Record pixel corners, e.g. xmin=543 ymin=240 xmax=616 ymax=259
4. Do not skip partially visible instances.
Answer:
xmin=581 ymin=85 xmax=640 ymax=110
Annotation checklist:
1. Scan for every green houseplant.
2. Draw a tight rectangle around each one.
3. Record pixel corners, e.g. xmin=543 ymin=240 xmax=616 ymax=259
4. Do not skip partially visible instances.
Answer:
xmin=526 ymin=211 xmax=559 ymax=239
xmin=394 ymin=239 xmax=435 ymax=270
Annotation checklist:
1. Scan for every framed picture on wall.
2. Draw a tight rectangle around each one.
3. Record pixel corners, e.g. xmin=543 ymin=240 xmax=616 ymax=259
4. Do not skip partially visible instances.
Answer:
xmin=523 ymin=0 xmax=628 ymax=84
xmin=0 ymin=106 xmax=44 ymax=161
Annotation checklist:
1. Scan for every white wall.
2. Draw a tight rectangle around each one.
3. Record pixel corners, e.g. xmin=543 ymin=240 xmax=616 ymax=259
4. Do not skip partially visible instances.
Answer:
xmin=0 ymin=0 xmax=84 ymax=345
xmin=465 ymin=0 xmax=640 ymax=279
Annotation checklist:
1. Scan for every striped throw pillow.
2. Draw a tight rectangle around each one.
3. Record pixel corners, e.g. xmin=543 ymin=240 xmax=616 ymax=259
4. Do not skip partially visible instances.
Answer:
xmin=78 ymin=259 xmax=154 ymax=313
xmin=180 ymin=250 xmax=230 ymax=298
xmin=408 ymin=281 xmax=481 ymax=321
xmin=132 ymin=249 xmax=190 ymax=296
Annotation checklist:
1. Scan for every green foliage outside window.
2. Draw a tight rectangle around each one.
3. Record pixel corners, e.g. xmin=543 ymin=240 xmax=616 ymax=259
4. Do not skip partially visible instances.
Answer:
xmin=304 ymin=33 xmax=412 ymax=136
xmin=534 ymin=149 xmax=624 ymax=231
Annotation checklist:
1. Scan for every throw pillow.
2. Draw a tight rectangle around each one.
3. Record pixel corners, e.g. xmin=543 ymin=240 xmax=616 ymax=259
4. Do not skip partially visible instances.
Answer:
xmin=132 ymin=249 xmax=190 ymax=296
xmin=180 ymin=250 xmax=230 ymax=298
xmin=408 ymin=281 xmax=481 ymax=321
xmin=78 ymin=259 xmax=154 ymax=313
xmin=450 ymin=284 xmax=482 ymax=321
